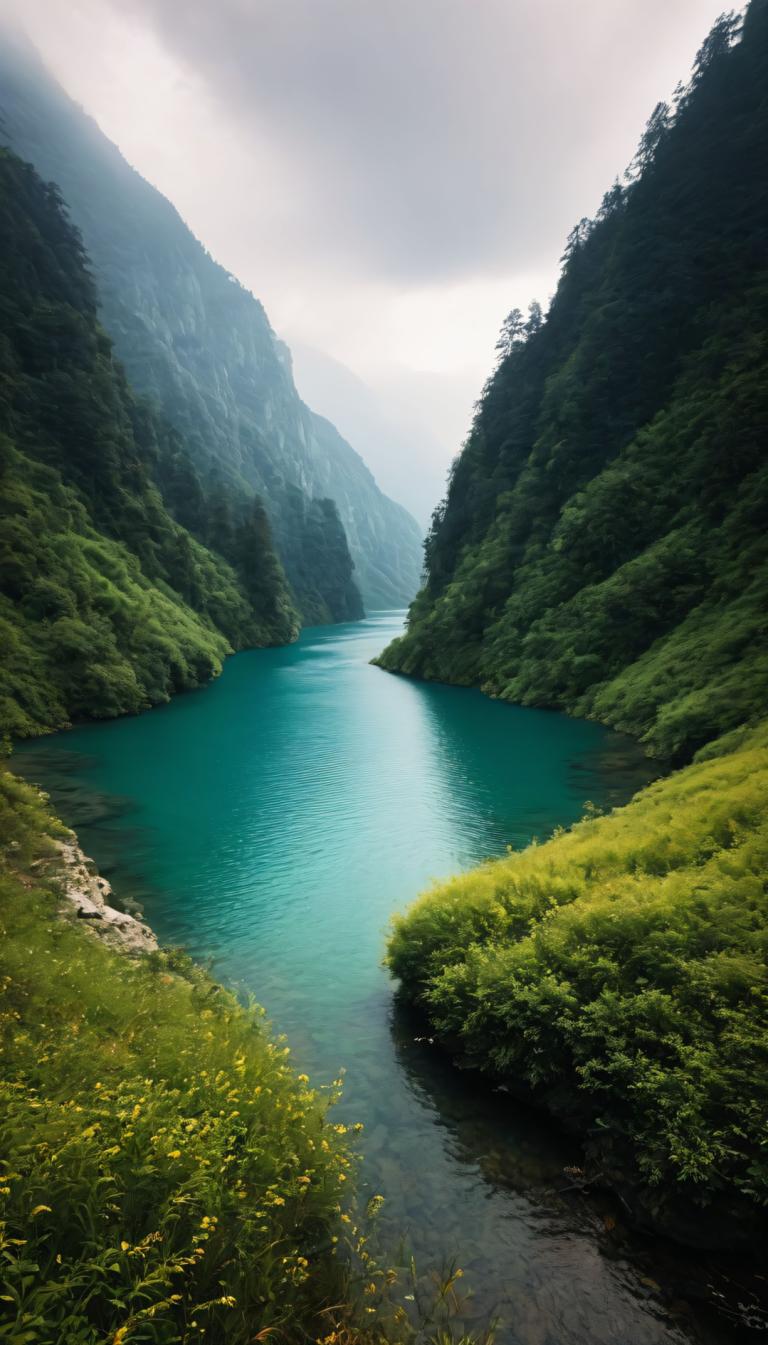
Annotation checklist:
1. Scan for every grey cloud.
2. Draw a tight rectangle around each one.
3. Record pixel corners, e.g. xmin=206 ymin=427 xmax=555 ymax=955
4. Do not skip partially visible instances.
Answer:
xmin=99 ymin=0 xmax=726 ymax=283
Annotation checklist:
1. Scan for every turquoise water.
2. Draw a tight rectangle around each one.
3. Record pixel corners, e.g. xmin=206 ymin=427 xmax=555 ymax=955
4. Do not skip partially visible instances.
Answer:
xmin=18 ymin=613 xmax=698 ymax=1345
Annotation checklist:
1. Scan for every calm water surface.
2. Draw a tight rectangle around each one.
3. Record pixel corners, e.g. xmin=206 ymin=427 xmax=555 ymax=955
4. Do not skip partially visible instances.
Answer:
xmin=19 ymin=614 xmax=719 ymax=1345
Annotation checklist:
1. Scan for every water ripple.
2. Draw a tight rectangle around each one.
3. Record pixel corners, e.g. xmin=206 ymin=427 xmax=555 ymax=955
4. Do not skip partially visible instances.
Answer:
xmin=17 ymin=614 xmax=683 ymax=1345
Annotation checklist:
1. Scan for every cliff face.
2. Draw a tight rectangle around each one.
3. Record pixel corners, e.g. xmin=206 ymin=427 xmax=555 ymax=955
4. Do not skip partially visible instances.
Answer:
xmin=0 ymin=35 xmax=424 ymax=614
xmin=378 ymin=2 xmax=768 ymax=761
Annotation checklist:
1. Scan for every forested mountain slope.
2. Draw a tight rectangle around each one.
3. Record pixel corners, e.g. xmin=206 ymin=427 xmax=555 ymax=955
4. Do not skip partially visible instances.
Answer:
xmin=378 ymin=3 xmax=768 ymax=762
xmin=383 ymin=3 xmax=768 ymax=1247
xmin=0 ymin=34 xmax=423 ymax=613
xmin=0 ymin=147 xmax=300 ymax=738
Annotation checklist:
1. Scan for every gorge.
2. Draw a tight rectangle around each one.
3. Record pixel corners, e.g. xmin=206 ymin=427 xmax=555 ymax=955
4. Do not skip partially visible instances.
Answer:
xmin=15 ymin=614 xmax=686 ymax=1345
xmin=0 ymin=4 xmax=766 ymax=1345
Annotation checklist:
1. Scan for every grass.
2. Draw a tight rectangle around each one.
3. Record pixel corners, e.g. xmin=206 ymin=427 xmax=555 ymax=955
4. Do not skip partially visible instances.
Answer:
xmin=387 ymin=719 xmax=768 ymax=1242
xmin=0 ymin=768 xmax=489 ymax=1344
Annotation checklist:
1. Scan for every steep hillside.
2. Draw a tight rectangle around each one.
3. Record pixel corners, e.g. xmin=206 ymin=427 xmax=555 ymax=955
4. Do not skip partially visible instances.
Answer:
xmin=382 ymin=2 xmax=768 ymax=1247
xmin=378 ymin=3 xmax=768 ymax=762
xmin=0 ymin=34 xmax=424 ymax=613
xmin=0 ymin=146 xmax=299 ymax=738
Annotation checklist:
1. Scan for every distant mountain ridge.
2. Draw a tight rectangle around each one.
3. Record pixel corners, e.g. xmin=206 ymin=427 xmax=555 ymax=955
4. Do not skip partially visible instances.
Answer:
xmin=289 ymin=341 xmax=450 ymax=530
xmin=0 ymin=32 xmax=424 ymax=613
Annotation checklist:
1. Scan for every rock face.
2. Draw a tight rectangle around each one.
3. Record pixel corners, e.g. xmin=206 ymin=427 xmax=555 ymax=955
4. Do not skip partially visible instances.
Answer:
xmin=53 ymin=837 xmax=158 ymax=955
xmin=0 ymin=34 xmax=424 ymax=613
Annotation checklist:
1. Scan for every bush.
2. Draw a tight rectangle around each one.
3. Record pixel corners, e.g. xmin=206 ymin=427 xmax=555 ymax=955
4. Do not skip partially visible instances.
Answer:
xmin=387 ymin=721 xmax=768 ymax=1238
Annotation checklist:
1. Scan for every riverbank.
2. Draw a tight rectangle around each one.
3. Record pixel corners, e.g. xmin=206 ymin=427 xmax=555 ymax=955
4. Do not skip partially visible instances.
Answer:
xmin=386 ymin=719 xmax=768 ymax=1254
xmin=0 ymin=762 xmax=464 ymax=1345
xmin=15 ymin=617 xmax=694 ymax=1345
xmin=45 ymin=832 xmax=158 ymax=954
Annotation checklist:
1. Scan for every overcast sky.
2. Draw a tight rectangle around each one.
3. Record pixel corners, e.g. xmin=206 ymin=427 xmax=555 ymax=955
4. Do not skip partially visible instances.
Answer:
xmin=7 ymin=0 xmax=732 ymax=464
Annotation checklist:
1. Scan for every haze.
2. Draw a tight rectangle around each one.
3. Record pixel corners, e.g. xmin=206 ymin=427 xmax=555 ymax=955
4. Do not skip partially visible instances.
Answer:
xmin=4 ymin=0 xmax=730 ymax=516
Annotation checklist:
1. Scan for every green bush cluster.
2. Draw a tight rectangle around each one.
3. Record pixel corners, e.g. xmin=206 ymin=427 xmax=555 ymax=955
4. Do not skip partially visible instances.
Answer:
xmin=378 ymin=3 xmax=768 ymax=762
xmin=388 ymin=721 xmax=768 ymax=1237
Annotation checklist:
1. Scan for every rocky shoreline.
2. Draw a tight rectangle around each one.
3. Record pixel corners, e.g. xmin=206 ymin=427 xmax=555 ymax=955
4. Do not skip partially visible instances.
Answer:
xmin=43 ymin=834 xmax=158 ymax=955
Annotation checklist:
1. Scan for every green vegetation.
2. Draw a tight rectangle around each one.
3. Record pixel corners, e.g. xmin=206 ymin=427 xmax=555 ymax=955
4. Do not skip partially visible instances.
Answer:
xmin=0 ymin=146 xmax=299 ymax=738
xmin=281 ymin=490 xmax=364 ymax=626
xmin=382 ymin=3 xmax=768 ymax=1243
xmin=0 ymin=768 xmax=353 ymax=1342
xmin=388 ymin=721 xmax=768 ymax=1241
xmin=0 ymin=769 xmax=489 ymax=1345
xmin=378 ymin=2 xmax=768 ymax=762
xmin=0 ymin=38 xmax=423 ymax=613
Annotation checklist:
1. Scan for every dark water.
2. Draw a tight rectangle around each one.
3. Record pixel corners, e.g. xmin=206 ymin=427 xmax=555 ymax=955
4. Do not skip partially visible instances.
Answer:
xmin=18 ymin=613 xmax=738 ymax=1345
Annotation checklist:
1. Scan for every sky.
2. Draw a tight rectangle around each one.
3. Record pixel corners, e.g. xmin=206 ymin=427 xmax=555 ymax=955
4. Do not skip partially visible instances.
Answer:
xmin=6 ymin=0 xmax=733 ymax=474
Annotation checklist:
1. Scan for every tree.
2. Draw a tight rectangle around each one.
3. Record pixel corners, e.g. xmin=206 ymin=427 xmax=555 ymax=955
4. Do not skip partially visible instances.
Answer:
xmin=495 ymin=308 xmax=525 ymax=362
xmin=525 ymin=301 xmax=543 ymax=337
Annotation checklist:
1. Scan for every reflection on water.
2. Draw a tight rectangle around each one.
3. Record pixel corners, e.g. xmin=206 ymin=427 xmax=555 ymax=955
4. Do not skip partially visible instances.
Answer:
xmin=18 ymin=612 xmax=734 ymax=1345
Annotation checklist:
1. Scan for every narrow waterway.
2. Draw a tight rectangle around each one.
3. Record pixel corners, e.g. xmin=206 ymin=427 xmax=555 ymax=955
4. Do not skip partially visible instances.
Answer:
xmin=18 ymin=613 xmax=726 ymax=1345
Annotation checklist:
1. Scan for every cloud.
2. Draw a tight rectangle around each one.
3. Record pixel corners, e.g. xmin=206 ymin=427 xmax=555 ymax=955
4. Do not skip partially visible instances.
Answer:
xmin=81 ymin=0 xmax=728 ymax=285
xmin=0 ymin=0 xmax=732 ymax=465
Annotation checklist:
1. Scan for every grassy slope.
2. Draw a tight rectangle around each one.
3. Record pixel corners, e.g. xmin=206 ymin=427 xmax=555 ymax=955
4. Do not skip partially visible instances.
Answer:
xmin=0 ymin=768 xmax=354 ymax=1343
xmin=388 ymin=722 xmax=768 ymax=1242
xmin=3 ymin=768 xmax=478 ymax=1344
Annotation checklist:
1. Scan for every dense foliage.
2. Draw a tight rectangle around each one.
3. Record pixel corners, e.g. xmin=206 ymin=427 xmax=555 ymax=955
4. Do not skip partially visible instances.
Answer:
xmin=0 ymin=147 xmax=300 ymax=738
xmin=2 ymin=769 xmax=483 ymax=1345
xmin=383 ymin=3 xmax=768 ymax=1244
xmin=388 ymin=721 xmax=768 ymax=1243
xmin=378 ymin=2 xmax=768 ymax=762
xmin=0 ymin=39 xmax=424 ymax=613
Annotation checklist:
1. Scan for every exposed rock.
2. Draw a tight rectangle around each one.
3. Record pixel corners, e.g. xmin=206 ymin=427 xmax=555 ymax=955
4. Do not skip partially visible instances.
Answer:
xmin=52 ymin=836 xmax=158 ymax=955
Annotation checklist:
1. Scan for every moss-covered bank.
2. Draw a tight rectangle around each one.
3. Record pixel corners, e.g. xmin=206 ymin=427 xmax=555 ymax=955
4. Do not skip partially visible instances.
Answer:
xmin=387 ymin=722 xmax=768 ymax=1247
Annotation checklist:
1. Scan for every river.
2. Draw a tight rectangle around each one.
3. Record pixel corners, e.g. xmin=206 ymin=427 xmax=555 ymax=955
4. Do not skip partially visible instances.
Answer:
xmin=17 ymin=613 xmax=736 ymax=1345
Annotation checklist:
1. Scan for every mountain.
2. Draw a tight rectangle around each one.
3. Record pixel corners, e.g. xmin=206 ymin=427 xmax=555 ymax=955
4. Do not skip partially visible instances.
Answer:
xmin=377 ymin=2 xmax=768 ymax=764
xmin=0 ymin=33 xmax=424 ymax=614
xmin=381 ymin=2 xmax=768 ymax=1246
xmin=289 ymin=342 xmax=448 ymax=529
xmin=0 ymin=144 xmax=301 ymax=737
